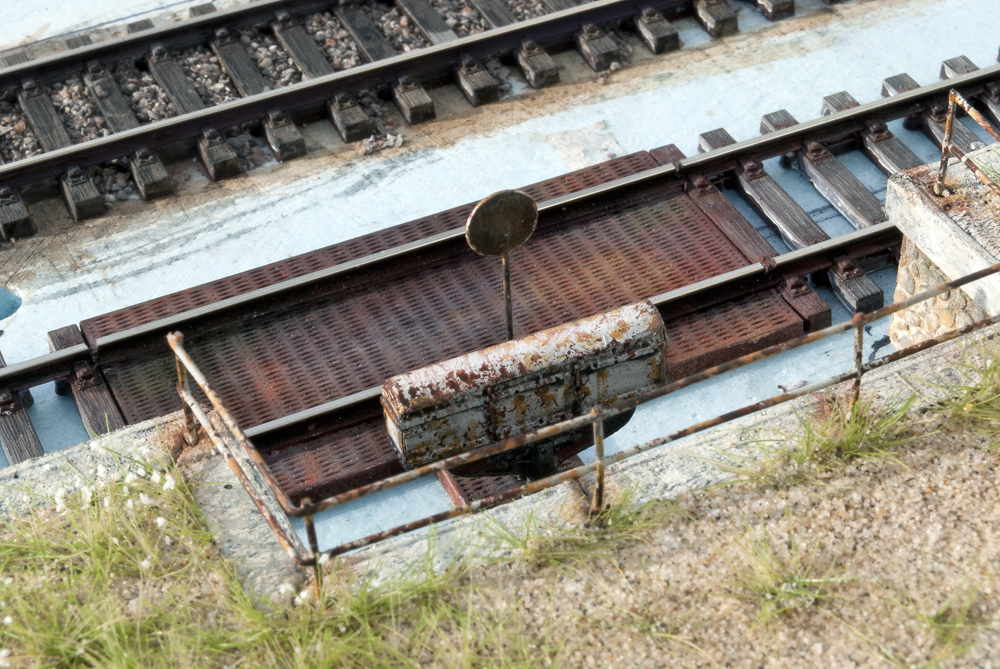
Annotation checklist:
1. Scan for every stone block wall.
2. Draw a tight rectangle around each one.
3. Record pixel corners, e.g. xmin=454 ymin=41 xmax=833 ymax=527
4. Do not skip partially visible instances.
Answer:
xmin=889 ymin=237 xmax=987 ymax=349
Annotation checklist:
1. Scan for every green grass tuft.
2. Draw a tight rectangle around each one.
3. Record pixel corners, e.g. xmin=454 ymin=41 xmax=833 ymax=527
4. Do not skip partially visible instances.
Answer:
xmin=928 ymin=340 xmax=1000 ymax=444
xmin=715 ymin=394 xmax=918 ymax=490
xmin=481 ymin=484 xmax=679 ymax=573
xmin=0 ymin=453 xmax=582 ymax=668
xmin=725 ymin=514 xmax=854 ymax=631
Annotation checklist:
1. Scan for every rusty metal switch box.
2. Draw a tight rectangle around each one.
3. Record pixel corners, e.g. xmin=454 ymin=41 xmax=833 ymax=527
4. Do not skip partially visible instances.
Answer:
xmin=381 ymin=301 xmax=667 ymax=478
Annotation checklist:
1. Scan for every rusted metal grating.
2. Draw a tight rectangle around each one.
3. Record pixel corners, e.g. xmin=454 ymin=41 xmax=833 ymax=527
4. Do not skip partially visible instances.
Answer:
xmin=83 ymin=151 xmax=806 ymax=506
xmin=257 ymin=400 xmax=403 ymax=501
xmin=80 ymin=152 xmax=658 ymax=343
xmin=98 ymin=179 xmax=754 ymax=430
xmin=663 ymin=290 xmax=803 ymax=380
xmin=251 ymin=293 xmax=801 ymax=504
xmin=436 ymin=470 xmax=525 ymax=507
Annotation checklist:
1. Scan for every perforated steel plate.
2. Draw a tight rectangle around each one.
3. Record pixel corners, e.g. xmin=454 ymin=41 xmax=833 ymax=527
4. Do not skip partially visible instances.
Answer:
xmin=81 ymin=151 xmax=804 ymax=505
xmin=98 ymin=182 xmax=753 ymax=426
xmin=436 ymin=470 xmax=525 ymax=507
xmin=82 ymin=152 xmax=659 ymax=342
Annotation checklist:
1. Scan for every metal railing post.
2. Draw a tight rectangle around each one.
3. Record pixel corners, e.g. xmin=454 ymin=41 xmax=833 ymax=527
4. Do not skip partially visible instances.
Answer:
xmin=167 ymin=258 xmax=1000 ymax=563
xmin=849 ymin=320 xmax=864 ymax=412
xmin=173 ymin=334 xmax=199 ymax=446
xmin=934 ymin=92 xmax=958 ymax=196
xmin=590 ymin=408 xmax=605 ymax=515
xmin=934 ymin=89 xmax=1000 ymax=198
xmin=302 ymin=506 xmax=321 ymax=599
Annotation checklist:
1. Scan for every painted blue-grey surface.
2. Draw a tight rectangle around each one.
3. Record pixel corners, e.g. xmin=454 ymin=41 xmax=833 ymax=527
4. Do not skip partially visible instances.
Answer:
xmin=290 ymin=475 xmax=455 ymax=552
xmin=581 ymin=265 xmax=900 ymax=463
xmin=0 ymin=289 xmax=21 ymax=321
xmin=2 ymin=0 xmax=996 ymax=546
xmin=27 ymin=383 xmax=91 ymax=454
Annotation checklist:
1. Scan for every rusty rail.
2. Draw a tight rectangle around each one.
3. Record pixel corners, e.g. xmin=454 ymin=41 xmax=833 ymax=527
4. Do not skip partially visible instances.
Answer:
xmin=934 ymin=89 xmax=1000 ymax=198
xmin=167 ymin=258 xmax=1000 ymax=566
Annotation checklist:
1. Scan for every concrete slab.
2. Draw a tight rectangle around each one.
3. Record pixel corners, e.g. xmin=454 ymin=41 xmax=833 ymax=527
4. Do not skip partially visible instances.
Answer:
xmin=2 ymin=0 xmax=247 ymax=60
xmin=887 ymin=143 xmax=1000 ymax=314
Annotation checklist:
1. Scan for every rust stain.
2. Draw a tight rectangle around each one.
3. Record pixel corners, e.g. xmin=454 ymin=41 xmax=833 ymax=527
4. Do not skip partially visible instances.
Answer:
xmin=382 ymin=301 xmax=667 ymax=475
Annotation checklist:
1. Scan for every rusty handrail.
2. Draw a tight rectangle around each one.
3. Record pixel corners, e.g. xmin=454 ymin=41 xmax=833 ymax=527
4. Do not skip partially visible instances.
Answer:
xmin=934 ymin=89 xmax=1000 ymax=198
xmin=168 ymin=257 xmax=1000 ymax=566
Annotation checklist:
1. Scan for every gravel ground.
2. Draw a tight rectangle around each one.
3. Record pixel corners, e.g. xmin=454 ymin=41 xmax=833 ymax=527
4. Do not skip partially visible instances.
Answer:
xmin=112 ymin=59 xmax=176 ymax=124
xmin=484 ymin=57 xmax=514 ymax=95
xmin=594 ymin=23 xmax=634 ymax=84
xmin=433 ymin=410 xmax=1000 ymax=667
xmin=355 ymin=89 xmax=405 ymax=155
xmin=49 ymin=77 xmax=105 ymax=144
xmin=357 ymin=89 xmax=399 ymax=134
xmin=363 ymin=2 xmax=430 ymax=53
xmin=0 ymin=101 xmax=41 ymax=162
xmin=227 ymin=132 xmax=271 ymax=172
xmin=176 ymin=46 xmax=240 ymax=107
xmin=237 ymin=27 xmax=302 ymax=88
xmin=431 ymin=0 xmax=488 ymax=37
xmin=97 ymin=163 xmax=139 ymax=205
xmin=505 ymin=0 xmax=549 ymax=21
xmin=604 ymin=22 xmax=634 ymax=65
xmin=303 ymin=13 xmax=364 ymax=71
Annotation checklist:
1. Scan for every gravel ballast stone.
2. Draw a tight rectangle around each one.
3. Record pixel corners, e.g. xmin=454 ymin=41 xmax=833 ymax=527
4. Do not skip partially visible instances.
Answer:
xmin=176 ymin=46 xmax=240 ymax=107
xmin=505 ymin=0 xmax=548 ymax=21
xmin=0 ymin=102 xmax=41 ymax=163
xmin=49 ymin=77 xmax=105 ymax=144
xmin=431 ymin=0 xmax=488 ymax=37
xmin=238 ymin=27 xmax=303 ymax=89
xmin=303 ymin=13 xmax=363 ymax=71
xmin=363 ymin=2 xmax=430 ymax=53
xmin=112 ymin=59 xmax=176 ymax=124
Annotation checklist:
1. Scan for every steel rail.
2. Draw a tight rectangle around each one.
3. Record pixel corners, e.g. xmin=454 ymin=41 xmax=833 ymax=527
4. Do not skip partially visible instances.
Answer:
xmin=0 ymin=0 xmax=333 ymax=88
xmin=0 ymin=344 xmax=88 ymax=390
xmin=324 ymin=307 xmax=1000 ymax=557
xmin=93 ymin=196 xmax=897 ymax=356
xmin=240 ymin=221 xmax=899 ymax=442
xmin=283 ymin=255 xmax=1000 ymax=518
xmin=167 ymin=256 xmax=1000 ymax=564
xmin=0 ymin=0 xmax=688 ymax=188
xmin=0 ymin=0 xmax=688 ymax=90
xmin=0 ymin=174 xmax=899 ymax=400
xmin=1 ymin=27 xmax=997 ymax=189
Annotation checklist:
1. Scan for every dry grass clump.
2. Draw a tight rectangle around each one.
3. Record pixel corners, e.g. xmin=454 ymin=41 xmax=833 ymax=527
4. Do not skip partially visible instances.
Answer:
xmin=6 ymin=341 xmax=1000 ymax=666
xmin=483 ymin=485 xmax=680 ymax=573
xmin=725 ymin=514 xmax=854 ymax=630
xmin=0 ymin=451 xmax=588 ymax=668
xmin=930 ymin=340 xmax=1000 ymax=443
xmin=859 ymin=580 xmax=992 ymax=668
xmin=716 ymin=393 xmax=918 ymax=489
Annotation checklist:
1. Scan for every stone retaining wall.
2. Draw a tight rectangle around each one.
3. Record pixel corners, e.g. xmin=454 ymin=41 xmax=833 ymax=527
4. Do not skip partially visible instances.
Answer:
xmin=889 ymin=236 xmax=987 ymax=349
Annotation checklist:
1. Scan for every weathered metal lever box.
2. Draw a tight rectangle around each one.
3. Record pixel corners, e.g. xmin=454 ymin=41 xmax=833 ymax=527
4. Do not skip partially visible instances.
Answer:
xmin=381 ymin=301 xmax=667 ymax=477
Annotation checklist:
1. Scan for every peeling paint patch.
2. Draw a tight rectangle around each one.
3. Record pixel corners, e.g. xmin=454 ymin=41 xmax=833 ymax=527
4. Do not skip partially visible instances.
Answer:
xmin=541 ymin=121 xmax=625 ymax=171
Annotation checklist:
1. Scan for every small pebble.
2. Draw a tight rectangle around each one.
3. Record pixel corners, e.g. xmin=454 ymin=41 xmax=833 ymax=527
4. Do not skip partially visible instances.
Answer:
xmin=176 ymin=46 xmax=239 ymax=107
xmin=431 ymin=0 xmax=488 ymax=37
xmin=303 ymin=13 xmax=362 ymax=72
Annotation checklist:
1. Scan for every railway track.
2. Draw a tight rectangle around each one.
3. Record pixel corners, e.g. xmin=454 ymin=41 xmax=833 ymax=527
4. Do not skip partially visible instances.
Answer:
xmin=1 ymin=53 xmax=999 ymax=506
xmin=0 ymin=0 xmax=798 ymax=232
